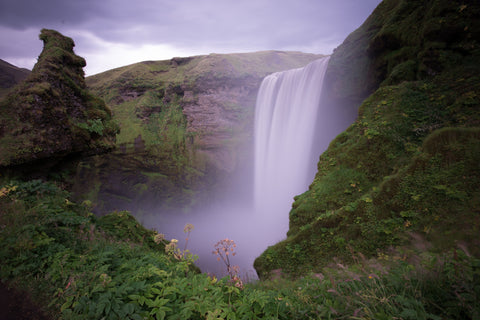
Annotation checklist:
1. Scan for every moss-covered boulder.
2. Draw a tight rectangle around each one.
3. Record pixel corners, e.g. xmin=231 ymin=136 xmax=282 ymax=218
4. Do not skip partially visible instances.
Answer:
xmin=0 ymin=29 xmax=118 ymax=171
xmin=255 ymin=0 xmax=480 ymax=279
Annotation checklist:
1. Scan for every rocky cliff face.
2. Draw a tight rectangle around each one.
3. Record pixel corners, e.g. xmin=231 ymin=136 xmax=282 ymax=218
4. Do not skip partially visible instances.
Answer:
xmin=255 ymin=0 xmax=480 ymax=278
xmin=76 ymin=51 xmax=322 ymax=215
xmin=323 ymin=0 xmax=480 ymax=120
xmin=0 ymin=29 xmax=117 ymax=174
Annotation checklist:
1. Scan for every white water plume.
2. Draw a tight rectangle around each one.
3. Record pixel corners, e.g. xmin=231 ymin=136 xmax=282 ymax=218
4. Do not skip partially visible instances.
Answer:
xmin=253 ymin=56 xmax=330 ymax=238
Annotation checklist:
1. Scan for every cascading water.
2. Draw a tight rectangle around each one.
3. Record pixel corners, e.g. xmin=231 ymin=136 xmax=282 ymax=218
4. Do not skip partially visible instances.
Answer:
xmin=254 ymin=56 xmax=330 ymax=239
xmin=148 ymin=56 xmax=340 ymax=279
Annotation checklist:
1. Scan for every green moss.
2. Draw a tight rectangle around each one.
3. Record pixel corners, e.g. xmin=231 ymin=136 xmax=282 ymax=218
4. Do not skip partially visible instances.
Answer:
xmin=141 ymin=171 xmax=167 ymax=179
xmin=113 ymin=101 xmax=143 ymax=146
xmin=97 ymin=211 xmax=157 ymax=247
xmin=325 ymin=0 xmax=480 ymax=110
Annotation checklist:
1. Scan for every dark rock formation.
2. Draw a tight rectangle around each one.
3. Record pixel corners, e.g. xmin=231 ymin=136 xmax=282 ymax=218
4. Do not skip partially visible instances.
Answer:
xmin=0 ymin=29 xmax=118 ymax=173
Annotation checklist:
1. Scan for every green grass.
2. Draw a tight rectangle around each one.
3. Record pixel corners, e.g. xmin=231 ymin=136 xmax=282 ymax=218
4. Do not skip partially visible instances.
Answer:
xmin=87 ymin=51 xmax=321 ymax=90
xmin=113 ymin=100 xmax=144 ymax=146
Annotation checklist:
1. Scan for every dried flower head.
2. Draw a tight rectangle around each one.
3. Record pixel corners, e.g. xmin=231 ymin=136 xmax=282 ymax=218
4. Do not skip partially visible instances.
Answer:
xmin=184 ymin=223 xmax=194 ymax=233
xmin=153 ymin=233 xmax=166 ymax=244
xmin=213 ymin=238 xmax=242 ymax=282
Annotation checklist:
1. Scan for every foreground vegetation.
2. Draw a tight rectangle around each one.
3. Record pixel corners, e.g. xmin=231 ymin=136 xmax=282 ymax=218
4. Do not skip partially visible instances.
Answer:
xmin=1 ymin=179 xmax=479 ymax=319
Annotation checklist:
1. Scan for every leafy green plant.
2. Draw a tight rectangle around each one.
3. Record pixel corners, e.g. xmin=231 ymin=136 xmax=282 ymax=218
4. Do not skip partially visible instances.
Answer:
xmin=76 ymin=118 xmax=105 ymax=135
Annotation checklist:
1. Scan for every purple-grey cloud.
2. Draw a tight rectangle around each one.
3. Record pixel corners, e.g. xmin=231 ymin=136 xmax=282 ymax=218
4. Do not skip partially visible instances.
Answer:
xmin=0 ymin=0 xmax=382 ymax=74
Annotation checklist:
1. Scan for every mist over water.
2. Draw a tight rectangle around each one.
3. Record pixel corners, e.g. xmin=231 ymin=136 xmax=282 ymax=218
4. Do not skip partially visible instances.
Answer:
xmin=146 ymin=203 xmax=267 ymax=280
xmin=146 ymin=57 xmax=341 ymax=279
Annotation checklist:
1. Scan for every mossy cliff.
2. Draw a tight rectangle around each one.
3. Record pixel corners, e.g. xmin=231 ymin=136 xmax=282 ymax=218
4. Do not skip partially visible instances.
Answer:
xmin=0 ymin=29 xmax=117 ymax=174
xmin=255 ymin=0 xmax=480 ymax=278
xmin=76 ymin=52 xmax=322 ymax=215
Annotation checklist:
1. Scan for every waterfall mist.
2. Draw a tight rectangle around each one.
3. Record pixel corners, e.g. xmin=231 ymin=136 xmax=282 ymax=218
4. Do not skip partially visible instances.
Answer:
xmin=144 ymin=56 xmax=356 ymax=279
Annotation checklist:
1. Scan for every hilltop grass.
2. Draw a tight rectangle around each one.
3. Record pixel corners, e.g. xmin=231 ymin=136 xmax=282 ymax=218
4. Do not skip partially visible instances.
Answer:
xmin=113 ymin=100 xmax=143 ymax=146
xmin=86 ymin=51 xmax=322 ymax=96
xmin=1 ymin=179 xmax=478 ymax=319
xmin=108 ymin=91 xmax=190 ymax=150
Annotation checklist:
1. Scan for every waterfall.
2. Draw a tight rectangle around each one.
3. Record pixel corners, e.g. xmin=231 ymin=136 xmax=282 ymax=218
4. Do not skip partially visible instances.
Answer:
xmin=147 ymin=56 xmax=344 ymax=278
xmin=254 ymin=56 xmax=330 ymax=238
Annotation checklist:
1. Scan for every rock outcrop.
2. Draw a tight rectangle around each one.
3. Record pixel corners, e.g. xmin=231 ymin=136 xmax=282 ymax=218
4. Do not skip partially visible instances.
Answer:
xmin=0 ymin=29 xmax=117 ymax=173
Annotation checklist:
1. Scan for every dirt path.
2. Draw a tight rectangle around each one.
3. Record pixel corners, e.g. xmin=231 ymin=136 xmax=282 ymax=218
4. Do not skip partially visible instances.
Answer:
xmin=0 ymin=282 xmax=50 ymax=320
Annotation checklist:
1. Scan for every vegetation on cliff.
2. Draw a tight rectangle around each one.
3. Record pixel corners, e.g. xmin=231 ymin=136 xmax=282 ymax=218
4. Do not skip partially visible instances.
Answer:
xmin=0 ymin=29 xmax=117 ymax=169
xmin=254 ymin=0 xmax=480 ymax=285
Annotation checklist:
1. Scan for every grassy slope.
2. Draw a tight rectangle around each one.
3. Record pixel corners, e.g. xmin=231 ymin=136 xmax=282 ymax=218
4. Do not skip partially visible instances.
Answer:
xmin=254 ymin=0 xmax=480 ymax=278
xmin=88 ymin=51 xmax=321 ymax=89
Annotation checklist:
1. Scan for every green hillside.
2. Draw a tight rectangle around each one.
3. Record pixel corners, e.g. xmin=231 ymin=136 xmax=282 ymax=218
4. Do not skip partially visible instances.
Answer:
xmin=255 ymin=0 xmax=480 ymax=280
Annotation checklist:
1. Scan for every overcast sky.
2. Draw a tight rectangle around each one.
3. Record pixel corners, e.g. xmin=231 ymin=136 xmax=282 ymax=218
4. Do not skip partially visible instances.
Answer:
xmin=0 ymin=0 xmax=382 ymax=75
